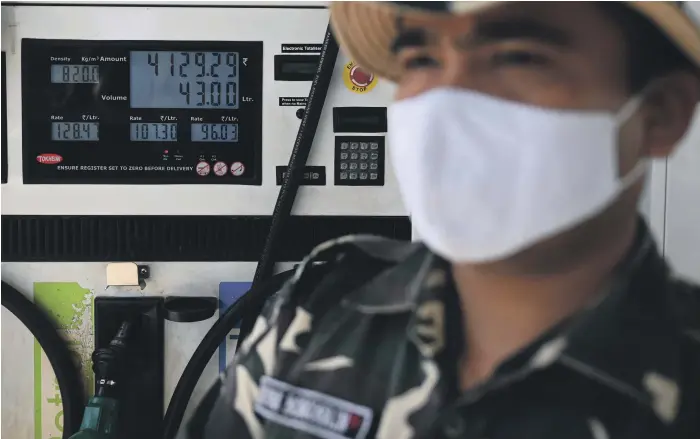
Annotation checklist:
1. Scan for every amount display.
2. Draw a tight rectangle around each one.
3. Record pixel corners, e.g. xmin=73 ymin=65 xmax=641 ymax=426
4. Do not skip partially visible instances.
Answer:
xmin=130 ymin=51 xmax=239 ymax=109
xmin=51 ymin=64 xmax=99 ymax=83
xmin=130 ymin=123 xmax=178 ymax=142
xmin=191 ymin=123 xmax=238 ymax=142
xmin=51 ymin=122 xmax=99 ymax=141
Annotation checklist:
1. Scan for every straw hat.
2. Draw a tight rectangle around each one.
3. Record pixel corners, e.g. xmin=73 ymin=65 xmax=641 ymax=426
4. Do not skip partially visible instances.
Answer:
xmin=329 ymin=1 xmax=700 ymax=83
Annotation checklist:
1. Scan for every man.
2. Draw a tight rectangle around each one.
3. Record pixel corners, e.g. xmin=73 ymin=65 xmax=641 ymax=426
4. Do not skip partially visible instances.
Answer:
xmin=191 ymin=2 xmax=700 ymax=438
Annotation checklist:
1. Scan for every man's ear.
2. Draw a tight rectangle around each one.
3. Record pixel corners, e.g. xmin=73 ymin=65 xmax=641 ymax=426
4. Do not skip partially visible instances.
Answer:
xmin=642 ymin=71 xmax=700 ymax=158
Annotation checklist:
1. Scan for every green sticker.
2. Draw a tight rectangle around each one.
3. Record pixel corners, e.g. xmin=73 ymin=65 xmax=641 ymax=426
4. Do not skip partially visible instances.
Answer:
xmin=33 ymin=283 xmax=94 ymax=439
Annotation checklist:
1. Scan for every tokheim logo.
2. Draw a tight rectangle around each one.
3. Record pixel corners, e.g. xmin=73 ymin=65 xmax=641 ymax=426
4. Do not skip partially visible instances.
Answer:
xmin=36 ymin=153 xmax=63 ymax=164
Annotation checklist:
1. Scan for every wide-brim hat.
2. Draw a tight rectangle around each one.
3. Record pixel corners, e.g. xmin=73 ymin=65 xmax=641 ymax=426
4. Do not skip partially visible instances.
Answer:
xmin=329 ymin=1 xmax=700 ymax=83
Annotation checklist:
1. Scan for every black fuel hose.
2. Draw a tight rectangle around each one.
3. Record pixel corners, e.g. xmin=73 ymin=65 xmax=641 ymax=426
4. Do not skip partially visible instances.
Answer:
xmin=162 ymin=24 xmax=339 ymax=439
xmin=1 ymin=281 xmax=87 ymax=439
xmin=240 ymin=24 xmax=340 ymax=344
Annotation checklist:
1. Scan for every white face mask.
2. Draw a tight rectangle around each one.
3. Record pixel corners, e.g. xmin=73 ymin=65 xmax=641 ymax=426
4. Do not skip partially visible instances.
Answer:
xmin=388 ymin=87 xmax=648 ymax=263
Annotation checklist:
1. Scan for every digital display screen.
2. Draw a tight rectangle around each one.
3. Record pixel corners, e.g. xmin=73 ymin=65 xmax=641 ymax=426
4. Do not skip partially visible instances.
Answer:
xmin=130 ymin=122 xmax=178 ymax=142
xmin=51 ymin=64 xmax=99 ymax=83
xmin=130 ymin=51 xmax=239 ymax=109
xmin=51 ymin=122 xmax=99 ymax=141
xmin=23 ymin=38 xmax=264 ymax=185
xmin=282 ymin=61 xmax=317 ymax=75
xmin=191 ymin=123 xmax=238 ymax=142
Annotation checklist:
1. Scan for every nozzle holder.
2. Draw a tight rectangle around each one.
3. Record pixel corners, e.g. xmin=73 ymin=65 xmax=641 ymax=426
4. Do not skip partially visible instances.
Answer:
xmin=94 ymin=297 xmax=164 ymax=439
xmin=163 ymin=296 xmax=217 ymax=323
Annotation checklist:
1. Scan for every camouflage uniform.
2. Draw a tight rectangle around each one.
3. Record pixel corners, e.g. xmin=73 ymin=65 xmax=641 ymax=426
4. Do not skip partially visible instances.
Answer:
xmin=191 ymin=220 xmax=700 ymax=439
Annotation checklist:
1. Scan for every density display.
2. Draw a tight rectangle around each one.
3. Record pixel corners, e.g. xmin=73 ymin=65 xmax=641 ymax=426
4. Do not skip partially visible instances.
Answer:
xmin=51 ymin=65 xmax=99 ymax=83
xmin=21 ymin=39 xmax=263 ymax=185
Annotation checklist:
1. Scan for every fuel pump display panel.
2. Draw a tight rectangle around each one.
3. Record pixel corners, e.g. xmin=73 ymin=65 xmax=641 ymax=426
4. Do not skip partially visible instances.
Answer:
xmin=22 ymin=39 xmax=263 ymax=184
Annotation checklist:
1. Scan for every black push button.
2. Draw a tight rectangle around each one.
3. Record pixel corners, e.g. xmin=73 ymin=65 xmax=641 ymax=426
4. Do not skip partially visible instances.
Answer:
xmin=333 ymin=107 xmax=388 ymax=133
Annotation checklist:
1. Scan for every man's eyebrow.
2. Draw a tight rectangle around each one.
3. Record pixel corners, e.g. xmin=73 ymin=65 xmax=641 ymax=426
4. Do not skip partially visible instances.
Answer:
xmin=470 ymin=19 xmax=572 ymax=47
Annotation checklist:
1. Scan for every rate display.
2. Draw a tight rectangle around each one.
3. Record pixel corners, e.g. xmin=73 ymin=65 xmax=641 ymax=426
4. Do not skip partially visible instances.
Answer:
xmin=191 ymin=123 xmax=238 ymax=142
xmin=130 ymin=51 xmax=239 ymax=109
xmin=51 ymin=122 xmax=99 ymax=141
xmin=130 ymin=122 xmax=178 ymax=142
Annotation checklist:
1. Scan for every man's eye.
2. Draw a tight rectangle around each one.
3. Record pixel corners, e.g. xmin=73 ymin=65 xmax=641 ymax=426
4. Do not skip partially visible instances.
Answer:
xmin=404 ymin=56 xmax=440 ymax=69
xmin=492 ymin=51 xmax=549 ymax=67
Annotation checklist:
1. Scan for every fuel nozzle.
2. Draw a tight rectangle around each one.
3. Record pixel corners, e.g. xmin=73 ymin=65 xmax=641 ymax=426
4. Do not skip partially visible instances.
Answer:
xmin=92 ymin=319 xmax=138 ymax=398
xmin=70 ymin=319 xmax=138 ymax=439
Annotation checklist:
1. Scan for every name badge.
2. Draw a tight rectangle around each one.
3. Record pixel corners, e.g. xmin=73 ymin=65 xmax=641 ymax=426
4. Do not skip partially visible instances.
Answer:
xmin=255 ymin=376 xmax=374 ymax=439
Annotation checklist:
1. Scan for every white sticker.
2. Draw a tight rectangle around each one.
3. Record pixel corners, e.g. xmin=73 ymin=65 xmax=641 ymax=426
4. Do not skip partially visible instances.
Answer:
xmin=255 ymin=376 xmax=374 ymax=439
xmin=213 ymin=161 xmax=228 ymax=176
xmin=231 ymin=161 xmax=245 ymax=176
xmin=196 ymin=161 xmax=211 ymax=176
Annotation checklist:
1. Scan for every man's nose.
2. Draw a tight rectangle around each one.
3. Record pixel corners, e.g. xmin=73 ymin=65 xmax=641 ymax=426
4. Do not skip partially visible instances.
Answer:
xmin=432 ymin=42 xmax=481 ymax=92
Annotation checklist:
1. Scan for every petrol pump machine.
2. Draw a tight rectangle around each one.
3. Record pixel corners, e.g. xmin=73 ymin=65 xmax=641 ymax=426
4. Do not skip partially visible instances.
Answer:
xmin=1 ymin=3 xmax=409 ymax=439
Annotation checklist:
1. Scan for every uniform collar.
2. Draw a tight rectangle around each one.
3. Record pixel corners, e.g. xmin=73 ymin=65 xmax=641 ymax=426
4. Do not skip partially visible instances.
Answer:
xmin=556 ymin=222 xmax=683 ymax=413
xmin=341 ymin=242 xmax=436 ymax=313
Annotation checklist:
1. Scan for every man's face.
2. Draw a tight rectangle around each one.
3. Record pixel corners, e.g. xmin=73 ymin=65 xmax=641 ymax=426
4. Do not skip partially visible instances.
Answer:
xmin=391 ymin=2 xmax=699 ymax=273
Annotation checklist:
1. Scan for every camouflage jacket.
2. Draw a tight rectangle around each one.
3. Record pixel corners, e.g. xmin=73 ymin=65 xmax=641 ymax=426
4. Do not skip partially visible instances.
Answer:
xmin=190 ymin=221 xmax=700 ymax=439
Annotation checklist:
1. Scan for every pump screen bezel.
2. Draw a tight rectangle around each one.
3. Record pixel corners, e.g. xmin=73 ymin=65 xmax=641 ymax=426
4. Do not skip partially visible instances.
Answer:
xmin=21 ymin=39 xmax=263 ymax=185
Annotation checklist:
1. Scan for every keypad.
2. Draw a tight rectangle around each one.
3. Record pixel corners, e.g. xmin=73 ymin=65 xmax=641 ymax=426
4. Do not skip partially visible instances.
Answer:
xmin=335 ymin=136 xmax=385 ymax=186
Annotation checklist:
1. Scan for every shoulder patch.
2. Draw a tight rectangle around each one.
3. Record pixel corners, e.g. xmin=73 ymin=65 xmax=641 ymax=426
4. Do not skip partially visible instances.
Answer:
xmin=255 ymin=376 xmax=374 ymax=439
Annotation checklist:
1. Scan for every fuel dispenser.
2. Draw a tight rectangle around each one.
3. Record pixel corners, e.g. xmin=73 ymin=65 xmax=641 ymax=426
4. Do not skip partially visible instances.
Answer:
xmin=2 ymin=2 xmax=699 ymax=439
xmin=2 ymin=3 xmax=408 ymax=438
